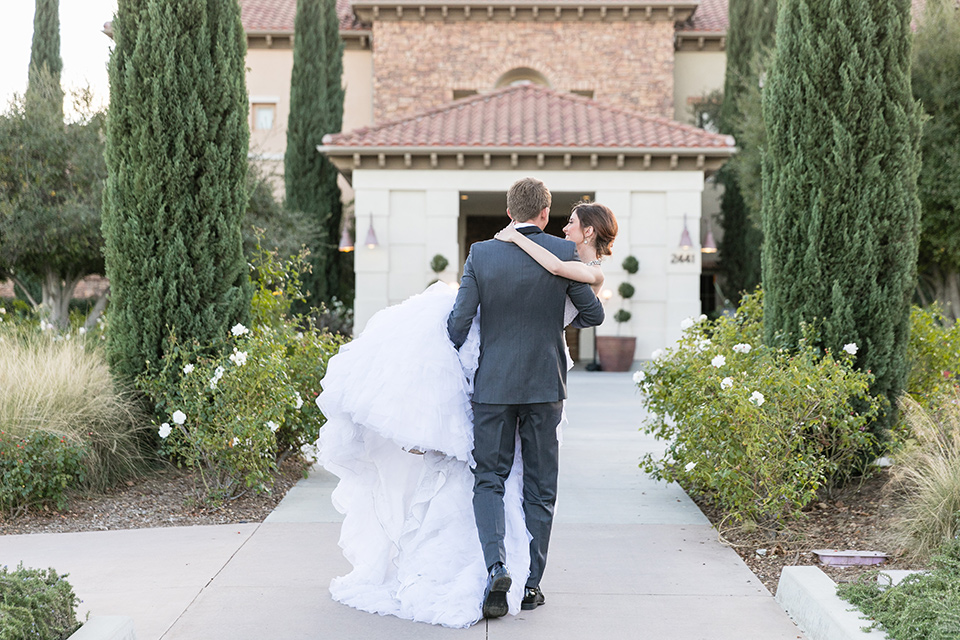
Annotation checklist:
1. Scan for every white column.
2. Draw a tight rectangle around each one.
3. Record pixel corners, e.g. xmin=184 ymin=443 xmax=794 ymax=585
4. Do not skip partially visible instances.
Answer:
xmin=353 ymin=188 xmax=390 ymax=333
xmin=424 ymin=189 xmax=461 ymax=286
xmin=664 ymin=186 xmax=704 ymax=349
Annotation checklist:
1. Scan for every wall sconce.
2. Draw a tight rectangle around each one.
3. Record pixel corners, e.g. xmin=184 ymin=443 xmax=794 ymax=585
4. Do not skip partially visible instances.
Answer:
xmin=701 ymin=219 xmax=717 ymax=254
xmin=364 ymin=214 xmax=379 ymax=249
xmin=600 ymin=288 xmax=614 ymax=302
xmin=678 ymin=214 xmax=693 ymax=250
xmin=338 ymin=226 xmax=354 ymax=252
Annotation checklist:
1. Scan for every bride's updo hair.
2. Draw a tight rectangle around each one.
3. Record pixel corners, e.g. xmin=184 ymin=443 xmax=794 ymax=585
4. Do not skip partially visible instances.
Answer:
xmin=572 ymin=201 xmax=618 ymax=258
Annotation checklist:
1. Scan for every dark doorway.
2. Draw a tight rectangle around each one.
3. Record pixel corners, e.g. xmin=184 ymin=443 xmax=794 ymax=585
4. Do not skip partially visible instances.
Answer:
xmin=460 ymin=191 xmax=594 ymax=260
xmin=459 ymin=190 xmax=594 ymax=362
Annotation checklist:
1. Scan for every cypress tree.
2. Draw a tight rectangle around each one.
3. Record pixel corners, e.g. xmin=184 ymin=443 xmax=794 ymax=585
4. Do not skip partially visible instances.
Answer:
xmin=285 ymin=0 xmax=344 ymax=307
xmin=25 ymin=0 xmax=63 ymax=121
xmin=912 ymin=0 xmax=960 ymax=313
xmin=102 ymin=0 xmax=252 ymax=383
xmin=715 ymin=0 xmax=777 ymax=303
xmin=761 ymin=0 xmax=922 ymax=434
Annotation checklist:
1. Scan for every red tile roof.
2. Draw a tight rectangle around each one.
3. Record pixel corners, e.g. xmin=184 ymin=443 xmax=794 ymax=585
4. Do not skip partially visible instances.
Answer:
xmin=678 ymin=0 xmax=726 ymax=32
xmin=239 ymin=0 xmax=722 ymax=34
xmin=240 ymin=0 xmax=364 ymax=32
xmin=323 ymin=84 xmax=735 ymax=150
xmin=110 ymin=0 xmax=930 ymax=41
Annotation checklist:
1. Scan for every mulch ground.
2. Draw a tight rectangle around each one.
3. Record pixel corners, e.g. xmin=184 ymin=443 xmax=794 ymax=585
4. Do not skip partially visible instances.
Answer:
xmin=0 ymin=457 xmax=309 ymax=536
xmin=691 ymin=467 xmax=929 ymax=593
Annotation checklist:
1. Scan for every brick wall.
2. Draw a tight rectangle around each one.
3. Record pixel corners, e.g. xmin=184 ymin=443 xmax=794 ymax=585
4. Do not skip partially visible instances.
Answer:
xmin=0 ymin=275 xmax=108 ymax=301
xmin=372 ymin=20 xmax=675 ymax=123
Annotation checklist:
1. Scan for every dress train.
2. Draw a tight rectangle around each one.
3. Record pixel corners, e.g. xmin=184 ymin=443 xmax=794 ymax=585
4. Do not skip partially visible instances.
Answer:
xmin=316 ymin=283 xmax=531 ymax=627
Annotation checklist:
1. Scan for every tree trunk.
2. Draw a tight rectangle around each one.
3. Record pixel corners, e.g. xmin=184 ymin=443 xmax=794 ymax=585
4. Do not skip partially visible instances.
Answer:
xmin=925 ymin=265 xmax=960 ymax=320
xmin=10 ymin=275 xmax=40 ymax=309
xmin=83 ymin=286 xmax=110 ymax=331
xmin=42 ymin=269 xmax=80 ymax=330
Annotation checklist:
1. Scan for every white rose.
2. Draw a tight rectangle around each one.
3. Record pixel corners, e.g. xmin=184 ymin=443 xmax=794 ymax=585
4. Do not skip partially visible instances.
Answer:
xmin=229 ymin=349 xmax=248 ymax=366
xmin=267 ymin=421 xmax=280 ymax=433
xmin=720 ymin=377 xmax=733 ymax=389
xmin=843 ymin=343 xmax=858 ymax=355
xmin=680 ymin=317 xmax=695 ymax=331
xmin=632 ymin=370 xmax=646 ymax=384
xmin=172 ymin=410 xmax=187 ymax=425
xmin=733 ymin=343 xmax=752 ymax=354
xmin=158 ymin=423 xmax=172 ymax=438
xmin=750 ymin=391 xmax=765 ymax=407
xmin=711 ymin=355 xmax=726 ymax=368
xmin=294 ymin=392 xmax=304 ymax=409
xmin=231 ymin=323 xmax=249 ymax=337
xmin=183 ymin=364 xmax=195 ymax=374
xmin=651 ymin=349 xmax=666 ymax=361
xmin=684 ymin=461 xmax=697 ymax=472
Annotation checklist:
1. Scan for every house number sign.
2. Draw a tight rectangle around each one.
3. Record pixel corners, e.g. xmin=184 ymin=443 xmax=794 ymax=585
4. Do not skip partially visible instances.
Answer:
xmin=670 ymin=251 xmax=696 ymax=264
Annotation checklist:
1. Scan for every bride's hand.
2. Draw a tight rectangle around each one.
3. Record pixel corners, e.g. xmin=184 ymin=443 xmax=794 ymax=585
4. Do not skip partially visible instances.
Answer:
xmin=494 ymin=223 xmax=521 ymax=243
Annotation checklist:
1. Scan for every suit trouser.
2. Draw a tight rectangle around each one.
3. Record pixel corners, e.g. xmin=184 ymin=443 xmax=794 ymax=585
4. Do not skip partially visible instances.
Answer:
xmin=471 ymin=400 xmax=563 ymax=588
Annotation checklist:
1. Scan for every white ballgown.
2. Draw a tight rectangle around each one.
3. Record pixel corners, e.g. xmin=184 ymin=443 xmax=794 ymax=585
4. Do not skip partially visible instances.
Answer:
xmin=315 ymin=283 xmax=533 ymax=627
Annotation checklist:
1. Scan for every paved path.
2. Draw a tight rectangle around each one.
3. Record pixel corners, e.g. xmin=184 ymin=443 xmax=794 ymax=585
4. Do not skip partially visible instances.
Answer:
xmin=0 ymin=371 xmax=805 ymax=639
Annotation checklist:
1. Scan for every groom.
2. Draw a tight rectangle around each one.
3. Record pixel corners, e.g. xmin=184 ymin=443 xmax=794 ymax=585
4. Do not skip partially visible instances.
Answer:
xmin=447 ymin=177 xmax=605 ymax=618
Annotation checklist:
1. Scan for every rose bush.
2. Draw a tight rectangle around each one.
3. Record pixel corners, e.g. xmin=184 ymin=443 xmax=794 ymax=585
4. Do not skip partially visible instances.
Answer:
xmin=139 ymin=240 xmax=346 ymax=503
xmin=636 ymin=291 xmax=881 ymax=525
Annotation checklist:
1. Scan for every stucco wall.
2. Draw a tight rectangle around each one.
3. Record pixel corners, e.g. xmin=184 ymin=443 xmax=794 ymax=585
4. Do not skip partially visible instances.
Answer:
xmin=246 ymin=47 xmax=373 ymax=199
xmin=372 ymin=21 xmax=675 ymax=123
xmin=672 ymin=50 xmax=726 ymax=125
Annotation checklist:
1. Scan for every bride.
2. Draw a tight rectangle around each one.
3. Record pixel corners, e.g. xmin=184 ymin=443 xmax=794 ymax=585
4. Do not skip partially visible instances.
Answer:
xmin=316 ymin=201 xmax=617 ymax=628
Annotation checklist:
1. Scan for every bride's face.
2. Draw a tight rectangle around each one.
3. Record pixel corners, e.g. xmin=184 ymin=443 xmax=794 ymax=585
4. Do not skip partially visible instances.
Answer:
xmin=563 ymin=213 xmax=584 ymax=243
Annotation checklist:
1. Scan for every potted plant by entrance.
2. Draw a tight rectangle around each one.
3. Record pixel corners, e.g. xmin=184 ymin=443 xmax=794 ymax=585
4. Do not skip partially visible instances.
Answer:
xmin=596 ymin=255 xmax=638 ymax=371
xmin=429 ymin=254 xmax=449 ymax=285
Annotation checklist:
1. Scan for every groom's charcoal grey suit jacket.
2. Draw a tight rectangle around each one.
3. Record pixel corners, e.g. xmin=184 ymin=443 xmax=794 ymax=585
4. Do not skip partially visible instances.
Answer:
xmin=446 ymin=226 xmax=604 ymax=404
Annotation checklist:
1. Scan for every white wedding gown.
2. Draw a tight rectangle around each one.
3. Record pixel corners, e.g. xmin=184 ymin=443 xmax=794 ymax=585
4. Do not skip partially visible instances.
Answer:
xmin=316 ymin=282 xmax=575 ymax=628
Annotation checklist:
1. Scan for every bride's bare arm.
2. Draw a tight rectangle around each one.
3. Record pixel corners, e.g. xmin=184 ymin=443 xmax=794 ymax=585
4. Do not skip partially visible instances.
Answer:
xmin=494 ymin=225 xmax=603 ymax=286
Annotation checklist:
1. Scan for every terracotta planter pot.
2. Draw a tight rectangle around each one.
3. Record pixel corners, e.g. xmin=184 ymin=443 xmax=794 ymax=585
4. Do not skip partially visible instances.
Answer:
xmin=595 ymin=336 xmax=636 ymax=372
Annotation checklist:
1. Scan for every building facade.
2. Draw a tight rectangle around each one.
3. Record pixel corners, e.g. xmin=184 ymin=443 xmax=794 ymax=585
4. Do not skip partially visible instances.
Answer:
xmin=241 ymin=0 xmax=734 ymax=359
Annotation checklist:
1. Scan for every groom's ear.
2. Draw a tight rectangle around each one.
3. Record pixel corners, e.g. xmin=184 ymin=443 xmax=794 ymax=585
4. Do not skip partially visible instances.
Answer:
xmin=506 ymin=208 xmax=515 ymax=222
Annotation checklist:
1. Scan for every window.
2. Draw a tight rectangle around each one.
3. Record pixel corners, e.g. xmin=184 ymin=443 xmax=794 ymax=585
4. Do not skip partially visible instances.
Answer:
xmin=570 ymin=89 xmax=594 ymax=99
xmin=252 ymin=103 xmax=276 ymax=131
xmin=494 ymin=67 xmax=550 ymax=89
xmin=453 ymin=89 xmax=478 ymax=100
xmin=688 ymin=90 xmax=723 ymax=133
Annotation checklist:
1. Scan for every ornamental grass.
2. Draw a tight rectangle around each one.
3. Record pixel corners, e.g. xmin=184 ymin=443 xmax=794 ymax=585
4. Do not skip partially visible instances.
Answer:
xmin=892 ymin=392 xmax=960 ymax=560
xmin=0 ymin=327 xmax=147 ymax=498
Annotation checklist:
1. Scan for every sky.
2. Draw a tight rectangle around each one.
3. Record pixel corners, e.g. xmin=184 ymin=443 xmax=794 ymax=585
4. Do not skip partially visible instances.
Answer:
xmin=0 ymin=0 xmax=118 ymax=117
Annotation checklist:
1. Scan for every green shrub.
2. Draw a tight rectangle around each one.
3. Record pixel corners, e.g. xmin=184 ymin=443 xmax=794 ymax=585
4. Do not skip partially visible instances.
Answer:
xmin=637 ymin=291 xmax=880 ymax=525
xmin=138 ymin=240 xmax=346 ymax=503
xmin=890 ymin=393 xmax=960 ymax=558
xmin=837 ymin=538 xmax=960 ymax=640
xmin=0 ymin=318 xmax=145 ymax=497
xmin=905 ymin=304 xmax=960 ymax=415
xmin=0 ymin=432 xmax=87 ymax=515
xmin=0 ymin=564 xmax=80 ymax=640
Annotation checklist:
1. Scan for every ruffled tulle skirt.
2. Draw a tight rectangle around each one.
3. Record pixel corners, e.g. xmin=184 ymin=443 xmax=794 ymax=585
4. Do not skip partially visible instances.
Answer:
xmin=316 ymin=283 xmax=531 ymax=627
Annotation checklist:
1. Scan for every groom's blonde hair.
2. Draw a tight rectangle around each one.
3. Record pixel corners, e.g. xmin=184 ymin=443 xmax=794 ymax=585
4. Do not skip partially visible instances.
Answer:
xmin=507 ymin=178 xmax=551 ymax=222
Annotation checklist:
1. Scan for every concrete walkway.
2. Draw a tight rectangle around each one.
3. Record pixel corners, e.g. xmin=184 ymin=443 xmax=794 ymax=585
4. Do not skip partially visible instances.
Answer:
xmin=0 ymin=371 xmax=805 ymax=639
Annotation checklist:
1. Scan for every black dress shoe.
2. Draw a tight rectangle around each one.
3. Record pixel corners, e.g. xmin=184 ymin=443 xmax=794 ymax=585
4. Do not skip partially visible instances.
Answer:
xmin=481 ymin=563 xmax=512 ymax=618
xmin=521 ymin=586 xmax=545 ymax=610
